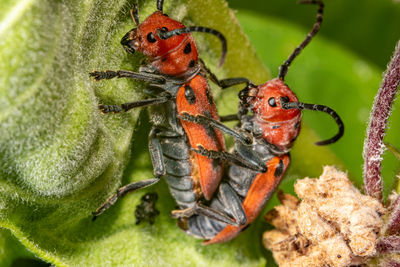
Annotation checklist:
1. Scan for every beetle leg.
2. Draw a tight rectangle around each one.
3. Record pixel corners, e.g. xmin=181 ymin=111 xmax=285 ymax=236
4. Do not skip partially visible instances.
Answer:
xmin=92 ymin=179 xmax=160 ymax=220
xmin=192 ymin=145 xmax=267 ymax=173
xmin=90 ymin=70 xmax=166 ymax=84
xmin=177 ymin=112 xmax=251 ymax=144
xmin=92 ymin=129 xmax=165 ymax=220
xmin=148 ymin=128 xmax=166 ymax=178
xmin=171 ymin=203 xmax=242 ymax=226
xmin=199 ymin=59 xmax=253 ymax=89
xmin=99 ymin=96 xmax=170 ymax=114
xmin=217 ymin=183 xmax=247 ymax=225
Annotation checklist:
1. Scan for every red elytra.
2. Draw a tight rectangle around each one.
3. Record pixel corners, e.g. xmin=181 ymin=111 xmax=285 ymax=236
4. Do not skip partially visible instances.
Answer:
xmin=176 ymin=75 xmax=225 ymax=200
xmin=204 ymin=155 xmax=290 ymax=245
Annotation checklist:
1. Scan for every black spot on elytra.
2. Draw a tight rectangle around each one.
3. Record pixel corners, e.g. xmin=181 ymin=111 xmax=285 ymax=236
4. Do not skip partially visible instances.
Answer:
xmin=161 ymin=57 xmax=167 ymax=62
xmin=290 ymin=136 xmax=298 ymax=143
xmin=184 ymin=85 xmax=196 ymax=104
xmin=271 ymin=125 xmax=280 ymax=129
xmin=188 ymin=59 xmax=196 ymax=68
xmin=274 ymin=159 xmax=284 ymax=178
xmin=184 ymin=42 xmax=192 ymax=54
xmin=206 ymin=88 xmax=214 ymax=106
xmin=294 ymin=121 xmax=300 ymax=130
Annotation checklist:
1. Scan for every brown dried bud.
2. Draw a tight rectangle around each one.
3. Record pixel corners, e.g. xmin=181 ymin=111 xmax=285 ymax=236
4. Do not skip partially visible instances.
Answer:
xmin=263 ymin=166 xmax=385 ymax=267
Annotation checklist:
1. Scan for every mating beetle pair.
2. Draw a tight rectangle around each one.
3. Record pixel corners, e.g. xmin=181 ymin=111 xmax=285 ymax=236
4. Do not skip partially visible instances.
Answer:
xmin=91 ymin=0 xmax=343 ymax=244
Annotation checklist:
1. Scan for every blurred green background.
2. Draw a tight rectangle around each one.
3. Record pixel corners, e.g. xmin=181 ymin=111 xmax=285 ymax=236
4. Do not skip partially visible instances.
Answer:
xmin=229 ymin=0 xmax=400 ymax=69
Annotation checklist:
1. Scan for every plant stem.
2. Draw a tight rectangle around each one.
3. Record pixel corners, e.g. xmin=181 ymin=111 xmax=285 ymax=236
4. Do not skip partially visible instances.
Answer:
xmin=386 ymin=194 xmax=400 ymax=235
xmin=363 ymin=40 xmax=400 ymax=201
xmin=376 ymin=236 xmax=400 ymax=254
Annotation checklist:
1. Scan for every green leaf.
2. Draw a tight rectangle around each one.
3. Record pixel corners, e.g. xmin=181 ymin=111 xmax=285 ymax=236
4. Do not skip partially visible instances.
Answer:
xmin=0 ymin=228 xmax=36 ymax=266
xmin=0 ymin=0 xmax=391 ymax=266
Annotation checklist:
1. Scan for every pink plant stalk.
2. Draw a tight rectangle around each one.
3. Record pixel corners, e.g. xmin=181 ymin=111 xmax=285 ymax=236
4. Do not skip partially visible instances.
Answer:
xmin=363 ymin=40 xmax=400 ymax=201
xmin=376 ymin=236 xmax=400 ymax=254
xmin=387 ymin=194 xmax=400 ymax=235
xmin=381 ymin=260 xmax=400 ymax=267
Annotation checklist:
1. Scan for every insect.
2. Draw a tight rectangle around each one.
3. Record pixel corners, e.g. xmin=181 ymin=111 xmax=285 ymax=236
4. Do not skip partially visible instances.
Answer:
xmin=135 ymin=192 xmax=160 ymax=225
xmin=177 ymin=0 xmax=344 ymax=244
xmin=90 ymin=0 xmax=250 ymax=225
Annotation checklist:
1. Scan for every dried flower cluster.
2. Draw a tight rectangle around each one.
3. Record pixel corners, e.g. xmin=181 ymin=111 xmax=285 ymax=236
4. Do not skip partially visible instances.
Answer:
xmin=263 ymin=166 xmax=385 ymax=267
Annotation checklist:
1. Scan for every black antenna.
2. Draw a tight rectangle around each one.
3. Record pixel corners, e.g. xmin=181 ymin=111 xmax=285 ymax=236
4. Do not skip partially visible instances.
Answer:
xmin=157 ymin=26 xmax=227 ymax=67
xmin=278 ymin=0 xmax=324 ymax=80
xmin=281 ymin=99 xmax=344 ymax=145
xmin=157 ymin=0 xmax=164 ymax=12
xmin=131 ymin=4 xmax=140 ymax=25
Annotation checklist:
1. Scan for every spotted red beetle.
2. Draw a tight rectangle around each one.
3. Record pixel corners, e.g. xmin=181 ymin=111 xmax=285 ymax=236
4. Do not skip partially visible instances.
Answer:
xmin=177 ymin=0 xmax=344 ymax=244
xmin=90 ymin=0 xmax=250 ymax=225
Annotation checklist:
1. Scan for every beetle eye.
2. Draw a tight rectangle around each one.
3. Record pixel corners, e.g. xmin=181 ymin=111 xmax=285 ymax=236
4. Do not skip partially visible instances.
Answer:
xmin=268 ymin=97 xmax=277 ymax=107
xmin=147 ymin=32 xmax=157 ymax=43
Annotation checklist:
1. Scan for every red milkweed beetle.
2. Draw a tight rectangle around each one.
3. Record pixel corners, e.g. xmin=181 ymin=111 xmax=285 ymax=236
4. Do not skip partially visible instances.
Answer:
xmin=177 ymin=0 xmax=344 ymax=244
xmin=90 ymin=0 xmax=251 ymax=225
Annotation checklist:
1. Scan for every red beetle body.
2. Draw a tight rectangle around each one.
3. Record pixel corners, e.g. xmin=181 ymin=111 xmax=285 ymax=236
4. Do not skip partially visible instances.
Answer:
xmin=202 ymin=79 xmax=302 ymax=244
xmin=91 ymin=0 xmax=230 ymax=220
xmin=182 ymin=79 xmax=300 ymax=244
xmin=120 ymin=4 xmax=227 ymax=199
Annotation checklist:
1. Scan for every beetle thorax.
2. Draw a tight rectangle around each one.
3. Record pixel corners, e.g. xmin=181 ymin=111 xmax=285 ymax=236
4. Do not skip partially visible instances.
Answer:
xmin=249 ymin=78 xmax=302 ymax=153
xmin=136 ymin=12 xmax=199 ymax=76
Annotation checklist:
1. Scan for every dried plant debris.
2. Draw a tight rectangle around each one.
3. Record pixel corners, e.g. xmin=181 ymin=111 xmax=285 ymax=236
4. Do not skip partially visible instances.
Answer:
xmin=263 ymin=166 xmax=385 ymax=267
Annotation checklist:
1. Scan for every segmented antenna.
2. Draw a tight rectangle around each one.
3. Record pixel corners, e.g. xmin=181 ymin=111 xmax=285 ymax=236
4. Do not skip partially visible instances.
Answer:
xmin=157 ymin=0 xmax=164 ymax=12
xmin=278 ymin=0 xmax=324 ymax=80
xmin=281 ymin=100 xmax=344 ymax=145
xmin=131 ymin=4 xmax=140 ymax=25
xmin=157 ymin=26 xmax=227 ymax=67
